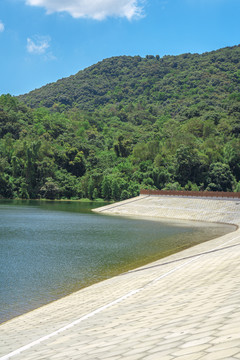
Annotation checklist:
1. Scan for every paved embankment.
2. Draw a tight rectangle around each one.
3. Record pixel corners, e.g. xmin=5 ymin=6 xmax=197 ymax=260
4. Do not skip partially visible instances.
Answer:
xmin=1 ymin=195 xmax=240 ymax=360
xmin=93 ymin=195 xmax=240 ymax=225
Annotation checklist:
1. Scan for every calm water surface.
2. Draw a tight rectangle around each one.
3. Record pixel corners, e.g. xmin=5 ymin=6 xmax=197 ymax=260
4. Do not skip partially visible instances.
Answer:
xmin=0 ymin=199 xmax=235 ymax=323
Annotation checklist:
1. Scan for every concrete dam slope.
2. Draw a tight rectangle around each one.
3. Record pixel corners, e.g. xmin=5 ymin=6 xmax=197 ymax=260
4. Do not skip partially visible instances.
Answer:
xmin=1 ymin=195 xmax=240 ymax=360
xmin=93 ymin=194 xmax=240 ymax=225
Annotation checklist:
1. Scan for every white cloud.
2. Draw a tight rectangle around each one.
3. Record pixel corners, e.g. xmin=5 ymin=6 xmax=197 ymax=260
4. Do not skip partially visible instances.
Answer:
xmin=27 ymin=36 xmax=50 ymax=54
xmin=0 ymin=21 xmax=4 ymax=32
xmin=25 ymin=0 xmax=144 ymax=20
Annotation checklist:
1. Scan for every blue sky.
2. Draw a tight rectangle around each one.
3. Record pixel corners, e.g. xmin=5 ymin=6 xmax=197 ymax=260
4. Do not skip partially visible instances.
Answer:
xmin=0 ymin=0 xmax=240 ymax=96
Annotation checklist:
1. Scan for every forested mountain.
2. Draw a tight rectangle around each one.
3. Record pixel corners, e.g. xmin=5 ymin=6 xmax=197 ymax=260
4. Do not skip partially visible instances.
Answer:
xmin=1 ymin=45 xmax=240 ymax=200
xmin=19 ymin=45 xmax=240 ymax=113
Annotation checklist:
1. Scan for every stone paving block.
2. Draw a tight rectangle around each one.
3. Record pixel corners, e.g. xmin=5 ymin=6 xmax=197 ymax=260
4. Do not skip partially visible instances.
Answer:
xmin=198 ymin=347 xmax=240 ymax=359
xmin=206 ymin=340 xmax=240 ymax=353
xmin=118 ymin=354 xmax=146 ymax=360
xmin=171 ymin=344 xmax=211 ymax=357
xmin=170 ymin=352 xmax=205 ymax=360
xmin=187 ymin=329 xmax=217 ymax=339
xmin=233 ymin=353 xmax=240 ymax=359
xmin=180 ymin=336 xmax=214 ymax=348
xmin=211 ymin=333 xmax=240 ymax=344
xmin=142 ymin=354 xmax=173 ymax=360
xmin=144 ymin=348 xmax=174 ymax=357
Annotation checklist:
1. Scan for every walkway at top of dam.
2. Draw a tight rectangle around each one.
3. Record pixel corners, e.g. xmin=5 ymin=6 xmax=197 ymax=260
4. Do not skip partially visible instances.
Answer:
xmin=1 ymin=195 xmax=240 ymax=360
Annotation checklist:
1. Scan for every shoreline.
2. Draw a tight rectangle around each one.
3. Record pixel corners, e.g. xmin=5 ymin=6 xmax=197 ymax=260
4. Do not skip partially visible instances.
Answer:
xmin=2 ymin=195 xmax=239 ymax=325
xmin=1 ymin=211 xmax=235 ymax=325
xmin=1 ymin=195 xmax=240 ymax=359
xmin=2 ymin=196 xmax=240 ymax=322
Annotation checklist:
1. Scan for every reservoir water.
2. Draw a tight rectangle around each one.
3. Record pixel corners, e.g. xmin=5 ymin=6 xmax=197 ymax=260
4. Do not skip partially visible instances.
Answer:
xmin=0 ymin=199 xmax=235 ymax=323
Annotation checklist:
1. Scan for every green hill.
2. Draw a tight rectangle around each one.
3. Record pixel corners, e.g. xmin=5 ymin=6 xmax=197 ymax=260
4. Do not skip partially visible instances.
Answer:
xmin=19 ymin=45 xmax=240 ymax=114
xmin=0 ymin=45 xmax=240 ymax=200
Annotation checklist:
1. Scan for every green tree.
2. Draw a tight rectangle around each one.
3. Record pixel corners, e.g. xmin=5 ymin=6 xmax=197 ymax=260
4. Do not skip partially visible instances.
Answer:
xmin=132 ymin=143 xmax=150 ymax=164
xmin=120 ymin=189 xmax=131 ymax=200
xmin=114 ymin=135 xmax=131 ymax=158
xmin=111 ymin=178 xmax=121 ymax=201
xmin=152 ymin=167 xmax=171 ymax=189
xmin=55 ymin=169 xmax=78 ymax=199
xmin=206 ymin=163 xmax=234 ymax=192
xmin=24 ymin=141 xmax=42 ymax=198
xmin=39 ymin=178 xmax=60 ymax=199
xmin=92 ymin=188 xmax=98 ymax=199
xmin=174 ymin=145 xmax=201 ymax=186
xmin=0 ymin=173 xmax=14 ymax=198
xmin=67 ymin=149 xmax=86 ymax=177
xmin=223 ymin=142 xmax=240 ymax=181
xmin=19 ymin=181 xmax=29 ymax=199
xmin=88 ymin=177 xmax=95 ymax=200
xmin=101 ymin=176 xmax=112 ymax=200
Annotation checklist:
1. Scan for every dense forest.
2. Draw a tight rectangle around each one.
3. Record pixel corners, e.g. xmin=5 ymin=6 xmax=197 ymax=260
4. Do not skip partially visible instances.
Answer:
xmin=0 ymin=45 xmax=240 ymax=200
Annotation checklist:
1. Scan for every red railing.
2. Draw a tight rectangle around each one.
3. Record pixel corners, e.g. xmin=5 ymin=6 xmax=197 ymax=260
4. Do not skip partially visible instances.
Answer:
xmin=140 ymin=189 xmax=240 ymax=199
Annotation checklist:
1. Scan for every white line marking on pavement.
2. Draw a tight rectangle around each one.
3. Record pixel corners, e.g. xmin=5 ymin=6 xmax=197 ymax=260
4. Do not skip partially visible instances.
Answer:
xmin=0 ymin=289 xmax=143 ymax=360
xmin=1 ymin=234 xmax=239 ymax=360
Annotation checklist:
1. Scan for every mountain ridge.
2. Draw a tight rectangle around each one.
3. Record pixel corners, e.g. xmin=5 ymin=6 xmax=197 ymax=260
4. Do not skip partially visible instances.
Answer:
xmin=18 ymin=45 xmax=240 ymax=112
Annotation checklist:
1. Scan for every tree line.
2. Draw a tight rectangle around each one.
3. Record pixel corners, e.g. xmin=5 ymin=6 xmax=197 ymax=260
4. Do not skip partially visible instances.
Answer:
xmin=1 ymin=45 xmax=240 ymax=200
